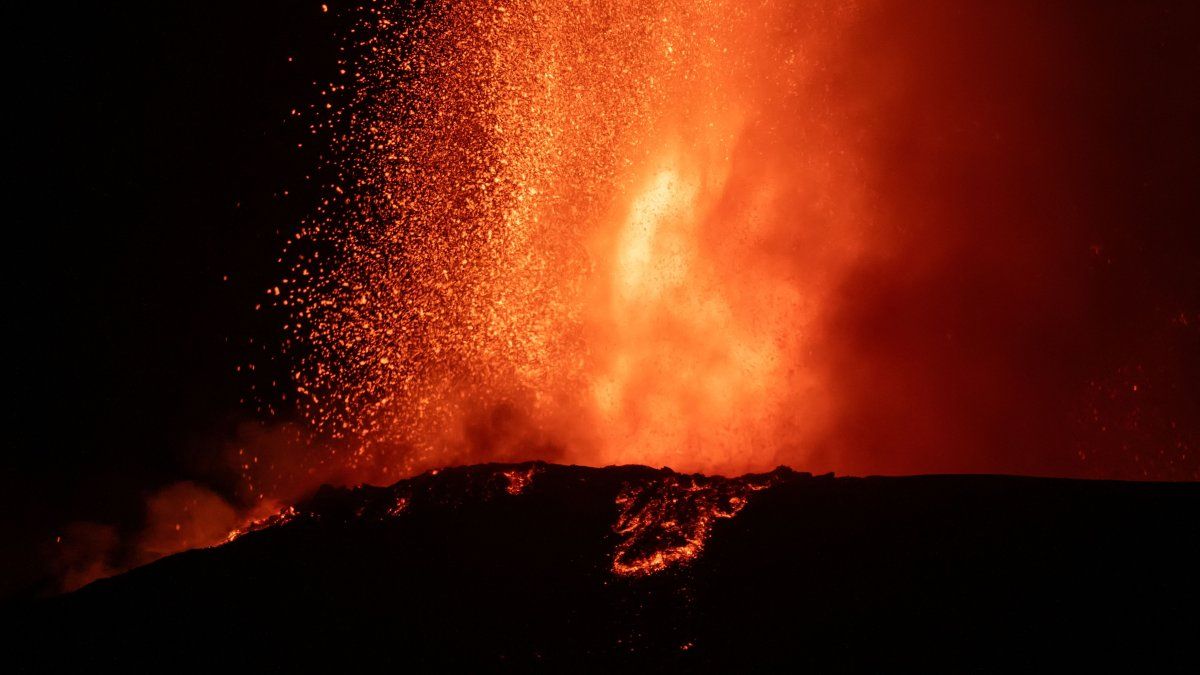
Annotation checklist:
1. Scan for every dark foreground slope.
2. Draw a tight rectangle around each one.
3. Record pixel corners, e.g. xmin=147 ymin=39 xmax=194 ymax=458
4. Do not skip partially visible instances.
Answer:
xmin=14 ymin=463 xmax=1200 ymax=672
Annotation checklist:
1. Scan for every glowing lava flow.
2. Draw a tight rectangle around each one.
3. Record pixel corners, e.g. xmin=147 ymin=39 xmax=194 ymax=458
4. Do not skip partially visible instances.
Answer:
xmin=611 ymin=469 xmax=784 ymax=576
xmin=501 ymin=466 xmax=539 ymax=495
xmin=223 ymin=506 xmax=299 ymax=544
xmin=217 ymin=463 xmax=784 ymax=577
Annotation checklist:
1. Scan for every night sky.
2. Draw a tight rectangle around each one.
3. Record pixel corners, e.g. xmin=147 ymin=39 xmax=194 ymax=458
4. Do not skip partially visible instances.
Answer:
xmin=4 ymin=2 xmax=340 ymax=596
xmin=3 ymin=1 xmax=1198 ymax=598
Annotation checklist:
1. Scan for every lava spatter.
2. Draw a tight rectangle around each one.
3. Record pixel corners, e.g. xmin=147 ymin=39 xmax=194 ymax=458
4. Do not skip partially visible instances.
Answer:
xmin=223 ymin=506 xmax=299 ymax=544
xmin=280 ymin=0 xmax=869 ymax=483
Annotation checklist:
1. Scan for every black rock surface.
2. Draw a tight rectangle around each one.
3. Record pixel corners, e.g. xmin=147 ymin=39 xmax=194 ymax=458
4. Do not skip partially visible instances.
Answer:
xmin=14 ymin=463 xmax=1200 ymax=672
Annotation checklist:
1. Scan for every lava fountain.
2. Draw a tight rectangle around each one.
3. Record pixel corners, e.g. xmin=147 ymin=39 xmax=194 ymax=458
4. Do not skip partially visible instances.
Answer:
xmin=282 ymin=0 xmax=870 ymax=478
xmin=45 ymin=0 xmax=1199 ymax=595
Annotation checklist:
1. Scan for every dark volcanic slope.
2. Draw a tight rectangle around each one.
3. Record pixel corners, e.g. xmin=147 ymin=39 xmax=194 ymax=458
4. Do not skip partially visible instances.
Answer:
xmin=15 ymin=463 xmax=1200 ymax=672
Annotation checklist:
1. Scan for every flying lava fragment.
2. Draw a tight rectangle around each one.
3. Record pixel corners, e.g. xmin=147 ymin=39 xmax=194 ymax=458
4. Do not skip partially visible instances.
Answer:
xmin=282 ymin=0 xmax=870 ymax=480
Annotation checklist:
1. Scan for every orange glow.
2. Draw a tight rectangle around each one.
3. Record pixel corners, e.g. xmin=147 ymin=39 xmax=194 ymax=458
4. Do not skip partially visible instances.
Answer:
xmin=612 ymin=470 xmax=781 ymax=576
xmin=501 ymin=466 xmax=539 ymax=496
xmin=50 ymin=1 xmax=1200 ymax=595
xmin=282 ymin=0 xmax=869 ymax=480
xmin=223 ymin=506 xmax=299 ymax=544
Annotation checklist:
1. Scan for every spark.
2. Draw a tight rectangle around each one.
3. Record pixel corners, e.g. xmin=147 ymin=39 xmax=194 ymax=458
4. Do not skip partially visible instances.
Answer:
xmin=279 ymin=0 xmax=867 ymax=480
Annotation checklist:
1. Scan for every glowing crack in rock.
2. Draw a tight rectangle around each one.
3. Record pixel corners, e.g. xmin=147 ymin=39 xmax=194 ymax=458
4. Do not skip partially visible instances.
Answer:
xmin=223 ymin=506 xmax=299 ymax=544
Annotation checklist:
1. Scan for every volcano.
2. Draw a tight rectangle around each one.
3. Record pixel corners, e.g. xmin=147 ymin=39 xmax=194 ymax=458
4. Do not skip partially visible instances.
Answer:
xmin=14 ymin=463 xmax=1199 ymax=671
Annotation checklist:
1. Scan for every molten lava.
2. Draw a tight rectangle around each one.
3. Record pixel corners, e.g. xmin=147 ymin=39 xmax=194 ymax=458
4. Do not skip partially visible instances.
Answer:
xmin=501 ymin=466 xmax=539 ymax=496
xmin=223 ymin=462 xmax=785 ymax=577
xmin=223 ymin=506 xmax=298 ymax=544
xmin=612 ymin=469 xmax=785 ymax=575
